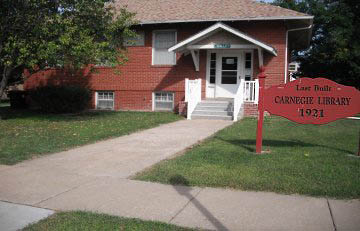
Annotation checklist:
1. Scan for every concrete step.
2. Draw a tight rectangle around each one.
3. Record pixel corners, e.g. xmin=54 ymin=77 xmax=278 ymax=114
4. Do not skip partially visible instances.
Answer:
xmin=201 ymin=100 xmax=233 ymax=104
xmin=191 ymin=99 xmax=235 ymax=121
xmin=195 ymin=105 xmax=232 ymax=111
xmin=191 ymin=114 xmax=233 ymax=121
xmin=198 ymin=102 xmax=231 ymax=108
xmin=192 ymin=110 xmax=233 ymax=116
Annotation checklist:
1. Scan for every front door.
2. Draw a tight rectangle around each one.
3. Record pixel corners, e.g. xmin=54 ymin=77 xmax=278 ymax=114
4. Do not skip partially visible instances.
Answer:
xmin=215 ymin=53 xmax=242 ymax=98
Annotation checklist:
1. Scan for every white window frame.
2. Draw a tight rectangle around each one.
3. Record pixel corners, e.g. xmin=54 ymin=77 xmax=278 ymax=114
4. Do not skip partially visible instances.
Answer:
xmin=95 ymin=91 xmax=115 ymax=110
xmin=152 ymin=30 xmax=177 ymax=66
xmin=152 ymin=92 xmax=175 ymax=111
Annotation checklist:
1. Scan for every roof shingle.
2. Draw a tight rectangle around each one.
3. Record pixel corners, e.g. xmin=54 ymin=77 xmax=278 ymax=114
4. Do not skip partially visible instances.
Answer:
xmin=114 ymin=0 xmax=311 ymax=24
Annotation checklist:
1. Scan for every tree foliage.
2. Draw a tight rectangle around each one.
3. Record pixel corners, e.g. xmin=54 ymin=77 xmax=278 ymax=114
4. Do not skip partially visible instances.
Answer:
xmin=0 ymin=0 xmax=136 ymax=99
xmin=273 ymin=0 xmax=360 ymax=88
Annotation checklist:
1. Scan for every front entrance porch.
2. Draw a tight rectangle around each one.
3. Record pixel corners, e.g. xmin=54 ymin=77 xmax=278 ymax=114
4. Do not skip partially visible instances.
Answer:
xmin=185 ymin=78 xmax=259 ymax=120
xmin=205 ymin=50 xmax=255 ymax=99
xmin=169 ymin=22 xmax=276 ymax=120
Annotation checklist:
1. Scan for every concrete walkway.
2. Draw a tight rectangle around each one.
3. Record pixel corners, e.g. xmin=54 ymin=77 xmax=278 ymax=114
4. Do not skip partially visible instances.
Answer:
xmin=0 ymin=201 xmax=53 ymax=231
xmin=0 ymin=119 xmax=359 ymax=230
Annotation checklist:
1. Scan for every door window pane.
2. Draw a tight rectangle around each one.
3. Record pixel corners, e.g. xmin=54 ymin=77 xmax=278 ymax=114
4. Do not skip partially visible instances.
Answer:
xmin=221 ymin=56 xmax=238 ymax=84
xmin=222 ymin=57 xmax=237 ymax=70
xmin=221 ymin=71 xmax=237 ymax=84
xmin=209 ymin=53 xmax=216 ymax=84
xmin=245 ymin=53 xmax=252 ymax=69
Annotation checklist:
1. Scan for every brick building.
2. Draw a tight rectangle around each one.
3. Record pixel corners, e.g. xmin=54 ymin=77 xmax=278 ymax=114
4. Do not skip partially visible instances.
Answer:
xmin=24 ymin=0 xmax=313 ymax=120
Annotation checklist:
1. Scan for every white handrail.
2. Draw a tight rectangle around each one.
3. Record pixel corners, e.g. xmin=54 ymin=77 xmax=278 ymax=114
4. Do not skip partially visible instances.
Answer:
xmin=254 ymin=79 xmax=259 ymax=104
xmin=233 ymin=80 xmax=245 ymax=121
xmin=244 ymin=80 xmax=259 ymax=104
xmin=233 ymin=80 xmax=260 ymax=121
xmin=185 ymin=78 xmax=202 ymax=120
xmin=185 ymin=78 xmax=189 ymax=102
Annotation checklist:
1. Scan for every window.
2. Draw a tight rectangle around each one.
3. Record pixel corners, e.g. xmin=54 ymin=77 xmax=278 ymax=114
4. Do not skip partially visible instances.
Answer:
xmin=221 ymin=57 xmax=238 ymax=84
xmin=289 ymin=64 xmax=297 ymax=72
xmin=96 ymin=92 xmax=114 ymax=110
xmin=244 ymin=52 xmax=252 ymax=81
xmin=94 ymin=59 xmax=113 ymax=67
xmin=209 ymin=53 xmax=216 ymax=84
xmin=154 ymin=92 xmax=174 ymax=111
xmin=245 ymin=53 xmax=252 ymax=69
xmin=153 ymin=31 xmax=176 ymax=65
xmin=123 ymin=31 xmax=145 ymax=46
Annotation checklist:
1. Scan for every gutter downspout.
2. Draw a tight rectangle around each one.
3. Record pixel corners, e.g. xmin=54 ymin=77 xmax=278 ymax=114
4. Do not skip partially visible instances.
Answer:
xmin=285 ymin=25 xmax=313 ymax=84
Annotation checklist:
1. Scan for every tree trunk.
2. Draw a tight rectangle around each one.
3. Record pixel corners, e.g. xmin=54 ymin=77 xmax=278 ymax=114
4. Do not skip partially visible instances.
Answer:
xmin=0 ymin=66 xmax=12 ymax=104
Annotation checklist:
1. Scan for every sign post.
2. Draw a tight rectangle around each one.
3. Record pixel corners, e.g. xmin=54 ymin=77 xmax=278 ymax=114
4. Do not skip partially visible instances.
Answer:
xmin=358 ymin=130 xmax=360 ymax=156
xmin=255 ymin=75 xmax=360 ymax=154
xmin=255 ymin=66 xmax=266 ymax=154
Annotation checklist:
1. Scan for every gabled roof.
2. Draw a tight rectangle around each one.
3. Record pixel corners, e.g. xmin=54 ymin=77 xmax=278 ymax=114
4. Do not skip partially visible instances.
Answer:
xmin=114 ymin=0 xmax=312 ymax=24
xmin=169 ymin=22 xmax=277 ymax=56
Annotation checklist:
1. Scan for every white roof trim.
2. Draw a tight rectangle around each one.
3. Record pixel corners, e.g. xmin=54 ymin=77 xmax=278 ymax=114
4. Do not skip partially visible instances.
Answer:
xmin=168 ymin=22 xmax=277 ymax=56
xmin=139 ymin=16 xmax=314 ymax=25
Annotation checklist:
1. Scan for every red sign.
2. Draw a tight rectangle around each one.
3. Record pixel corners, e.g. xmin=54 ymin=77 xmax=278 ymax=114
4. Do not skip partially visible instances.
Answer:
xmin=255 ymin=68 xmax=360 ymax=154
xmin=264 ymin=78 xmax=360 ymax=124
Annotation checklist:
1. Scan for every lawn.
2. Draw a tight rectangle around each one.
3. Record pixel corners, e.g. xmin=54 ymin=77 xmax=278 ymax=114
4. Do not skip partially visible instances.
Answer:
xmin=135 ymin=116 xmax=360 ymax=199
xmin=23 ymin=211 xmax=195 ymax=231
xmin=0 ymin=107 xmax=181 ymax=165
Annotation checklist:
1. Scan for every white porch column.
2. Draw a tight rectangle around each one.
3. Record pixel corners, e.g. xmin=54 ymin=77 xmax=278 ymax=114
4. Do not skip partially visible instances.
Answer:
xmin=258 ymin=48 xmax=264 ymax=67
xmin=185 ymin=78 xmax=189 ymax=102
xmin=190 ymin=50 xmax=200 ymax=72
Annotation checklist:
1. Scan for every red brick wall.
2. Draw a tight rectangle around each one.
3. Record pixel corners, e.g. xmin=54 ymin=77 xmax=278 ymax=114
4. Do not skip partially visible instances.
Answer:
xmin=243 ymin=102 xmax=259 ymax=117
xmin=24 ymin=21 xmax=287 ymax=112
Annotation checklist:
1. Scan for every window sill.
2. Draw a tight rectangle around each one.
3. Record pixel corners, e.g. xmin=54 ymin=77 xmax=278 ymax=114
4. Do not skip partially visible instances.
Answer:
xmin=151 ymin=64 xmax=177 ymax=68
xmin=154 ymin=109 xmax=174 ymax=112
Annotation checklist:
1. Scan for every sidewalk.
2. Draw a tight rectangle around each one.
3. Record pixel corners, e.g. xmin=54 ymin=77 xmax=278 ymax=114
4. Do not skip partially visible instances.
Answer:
xmin=33 ymin=179 xmax=360 ymax=231
xmin=0 ymin=119 xmax=359 ymax=230
xmin=0 ymin=201 xmax=53 ymax=231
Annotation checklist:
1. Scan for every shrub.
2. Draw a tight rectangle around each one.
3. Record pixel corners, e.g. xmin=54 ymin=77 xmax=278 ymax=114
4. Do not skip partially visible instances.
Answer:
xmin=8 ymin=91 xmax=28 ymax=109
xmin=30 ymin=85 xmax=91 ymax=113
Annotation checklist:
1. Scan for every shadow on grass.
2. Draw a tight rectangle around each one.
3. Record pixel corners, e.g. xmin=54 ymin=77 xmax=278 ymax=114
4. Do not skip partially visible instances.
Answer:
xmin=217 ymin=137 xmax=353 ymax=154
xmin=169 ymin=175 xmax=229 ymax=231
xmin=0 ymin=107 xmax=118 ymax=121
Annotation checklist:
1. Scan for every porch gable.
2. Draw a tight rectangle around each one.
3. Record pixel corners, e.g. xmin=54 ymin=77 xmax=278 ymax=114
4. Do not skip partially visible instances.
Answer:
xmin=168 ymin=22 xmax=277 ymax=56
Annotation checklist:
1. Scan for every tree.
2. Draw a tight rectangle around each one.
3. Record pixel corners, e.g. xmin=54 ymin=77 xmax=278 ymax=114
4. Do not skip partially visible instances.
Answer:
xmin=273 ymin=0 xmax=360 ymax=88
xmin=0 ymin=0 xmax=136 ymax=101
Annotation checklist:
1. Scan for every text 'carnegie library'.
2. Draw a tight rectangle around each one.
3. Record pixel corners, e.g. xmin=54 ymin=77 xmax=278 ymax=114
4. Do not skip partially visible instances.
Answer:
xmin=274 ymin=96 xmax=351 ymax=105
xmin=273 ymin=84 xmax=352 ymax=106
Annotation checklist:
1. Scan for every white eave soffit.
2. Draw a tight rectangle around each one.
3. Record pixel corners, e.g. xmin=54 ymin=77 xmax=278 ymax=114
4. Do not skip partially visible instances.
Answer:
xmin=168 ymin=22 xmax=278 ymax=56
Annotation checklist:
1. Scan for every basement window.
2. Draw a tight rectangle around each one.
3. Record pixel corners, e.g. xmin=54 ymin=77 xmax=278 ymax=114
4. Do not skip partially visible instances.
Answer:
xmin=154 ymin=92 xmax=174 ymax=111
xmin=96 ymin=91 xmax=114 ymax=110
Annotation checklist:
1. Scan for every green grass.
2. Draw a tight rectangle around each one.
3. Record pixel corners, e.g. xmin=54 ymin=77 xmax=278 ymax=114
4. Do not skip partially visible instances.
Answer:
xmin=135 ymin=117 xmax=360 ymax=199
xmin=23 ymin=211 xmax=195 ymax=231
xmin=0 ymin=108 xmax=182 ymax=165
